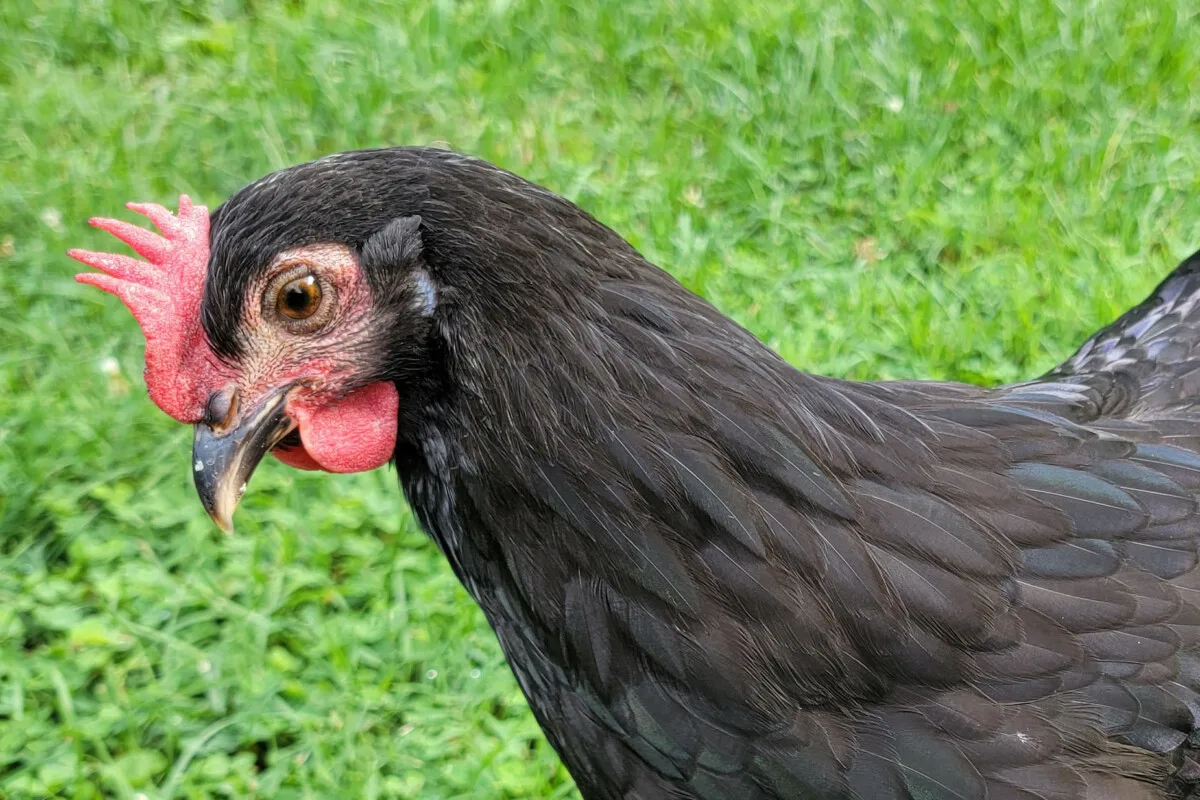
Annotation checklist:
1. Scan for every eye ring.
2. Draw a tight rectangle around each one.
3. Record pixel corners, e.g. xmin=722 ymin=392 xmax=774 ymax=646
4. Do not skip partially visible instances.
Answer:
xmin=265 ymin=264 xmax=336 ymax=332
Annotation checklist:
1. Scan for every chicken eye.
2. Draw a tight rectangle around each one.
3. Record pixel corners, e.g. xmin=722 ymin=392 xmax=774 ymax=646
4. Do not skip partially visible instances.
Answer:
xmin=277 ymin=275 xmax=322 ymax=320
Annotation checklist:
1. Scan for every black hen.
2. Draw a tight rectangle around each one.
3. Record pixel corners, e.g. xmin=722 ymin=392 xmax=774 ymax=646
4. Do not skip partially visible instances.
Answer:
xmin=73 ymin=147 xmax=1200 ymax=799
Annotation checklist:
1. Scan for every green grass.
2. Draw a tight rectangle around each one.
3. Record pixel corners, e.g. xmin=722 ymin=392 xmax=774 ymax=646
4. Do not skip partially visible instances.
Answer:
xmin=3 ymin=0 xmax=1200 ymax=796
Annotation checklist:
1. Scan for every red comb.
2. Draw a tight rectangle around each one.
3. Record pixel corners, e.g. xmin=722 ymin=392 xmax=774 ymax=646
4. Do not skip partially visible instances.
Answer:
xmin=70 ymin=195 xmax=223 ymax=423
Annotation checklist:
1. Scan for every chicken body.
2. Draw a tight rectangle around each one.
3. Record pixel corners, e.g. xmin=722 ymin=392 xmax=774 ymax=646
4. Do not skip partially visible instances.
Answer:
xmin=398 ymin=244 xmax=1200 ymax=800
xmin=79 ymin=148 xmax=1200 ymax=799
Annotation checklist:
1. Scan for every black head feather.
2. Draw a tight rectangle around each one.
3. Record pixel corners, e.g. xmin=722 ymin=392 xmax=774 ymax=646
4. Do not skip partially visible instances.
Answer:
xmin=203 ymin=147 xmax=637 ymax=356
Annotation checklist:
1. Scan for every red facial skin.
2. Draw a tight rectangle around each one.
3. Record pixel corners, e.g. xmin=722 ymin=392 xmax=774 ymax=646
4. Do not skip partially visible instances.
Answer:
xmin=70 ymin=197 xmax=398 ymax=474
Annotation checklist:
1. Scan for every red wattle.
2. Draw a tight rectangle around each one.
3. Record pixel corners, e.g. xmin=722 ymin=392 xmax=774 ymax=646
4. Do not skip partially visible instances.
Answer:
xmin=272 ymin=443 xmax=324 ymax=471
xmin=273 ymin=381 xmax=399 ymax=473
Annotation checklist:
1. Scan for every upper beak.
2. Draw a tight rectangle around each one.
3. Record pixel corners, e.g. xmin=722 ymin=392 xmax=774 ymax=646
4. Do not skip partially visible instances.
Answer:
xmin=192 ymin=387 xmax=297 ymax=532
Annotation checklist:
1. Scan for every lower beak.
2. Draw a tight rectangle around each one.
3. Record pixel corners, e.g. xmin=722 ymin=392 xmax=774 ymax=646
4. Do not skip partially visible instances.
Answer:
xmin=192 ymin=387 xmax=297 ymax=532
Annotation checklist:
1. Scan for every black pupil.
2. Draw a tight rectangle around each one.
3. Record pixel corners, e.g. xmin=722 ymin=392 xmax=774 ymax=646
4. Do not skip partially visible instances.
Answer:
xmin=285 ymin=281 xmax=312 ymax=313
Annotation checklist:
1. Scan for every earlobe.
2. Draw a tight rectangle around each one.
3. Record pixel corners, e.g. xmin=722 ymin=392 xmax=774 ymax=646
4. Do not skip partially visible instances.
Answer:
xmin=411 ymin=269 xmax=438 ymax=316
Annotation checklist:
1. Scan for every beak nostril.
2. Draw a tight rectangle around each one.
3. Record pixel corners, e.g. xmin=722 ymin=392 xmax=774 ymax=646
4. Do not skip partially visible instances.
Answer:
xmin=204 ymin=388 xmax=239 ymax=431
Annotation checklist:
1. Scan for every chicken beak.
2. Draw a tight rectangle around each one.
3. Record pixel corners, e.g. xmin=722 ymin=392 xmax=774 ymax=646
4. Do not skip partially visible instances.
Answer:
xmin=191 ymin=387 xmax=297 ymax=533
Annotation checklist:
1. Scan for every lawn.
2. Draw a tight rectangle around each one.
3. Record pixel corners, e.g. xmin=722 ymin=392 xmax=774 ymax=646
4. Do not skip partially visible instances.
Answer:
xmin=3 ymin=0 xmax=1200 ymax=797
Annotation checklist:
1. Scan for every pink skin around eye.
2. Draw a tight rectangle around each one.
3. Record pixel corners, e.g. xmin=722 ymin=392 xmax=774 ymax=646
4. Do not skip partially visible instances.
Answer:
xmin=238 ymin=245 xmax=401 ymax=474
